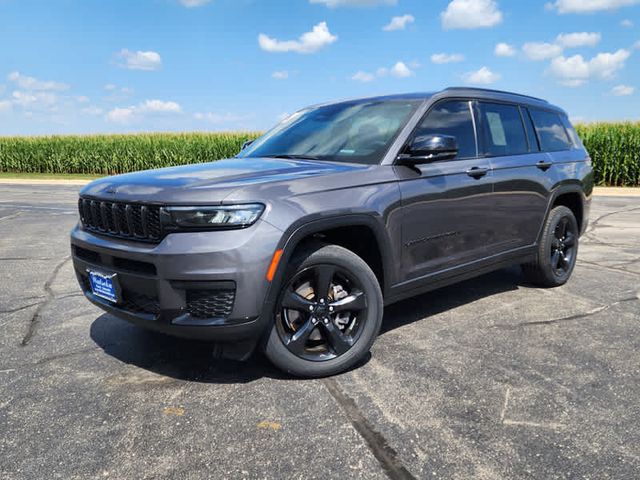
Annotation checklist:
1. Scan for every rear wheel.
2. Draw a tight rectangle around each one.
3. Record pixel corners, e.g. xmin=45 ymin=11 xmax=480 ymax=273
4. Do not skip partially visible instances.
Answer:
xmin=265 ymin=243 xmax=383 ymax=378
xmin=522 ymin=205 xmax=579 ymax=287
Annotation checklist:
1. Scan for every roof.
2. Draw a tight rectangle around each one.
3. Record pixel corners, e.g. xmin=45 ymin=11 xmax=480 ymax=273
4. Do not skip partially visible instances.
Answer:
xmin=311 ymin=87 xmax=563 ymax=114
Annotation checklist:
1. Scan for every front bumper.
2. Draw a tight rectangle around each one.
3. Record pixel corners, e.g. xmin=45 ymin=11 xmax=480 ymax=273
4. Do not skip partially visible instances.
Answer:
xmin=70 ymin=219 xmax=283 ymax=349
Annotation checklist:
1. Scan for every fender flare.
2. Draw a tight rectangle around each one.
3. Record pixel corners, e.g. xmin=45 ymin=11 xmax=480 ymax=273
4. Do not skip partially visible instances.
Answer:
xmin=536 ymin=182 xmax=587 ymax=242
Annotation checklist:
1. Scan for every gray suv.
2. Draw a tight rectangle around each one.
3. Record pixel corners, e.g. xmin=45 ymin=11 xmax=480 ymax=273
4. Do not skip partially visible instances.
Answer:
xmin=71 ymin=88 xmax=593 ymax=377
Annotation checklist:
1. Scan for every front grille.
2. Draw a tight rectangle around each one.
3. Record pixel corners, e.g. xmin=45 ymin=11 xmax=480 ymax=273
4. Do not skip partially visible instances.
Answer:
xmin=187 ymin=289 xmax=235 ymax=319
xmin=121 ymin=290 xmax=160 ymax=316
xmin=78 ymin=198 xmax=163 ymax=243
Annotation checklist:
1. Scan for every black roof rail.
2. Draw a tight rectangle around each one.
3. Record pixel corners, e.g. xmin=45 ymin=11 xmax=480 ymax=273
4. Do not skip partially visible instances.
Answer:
xmin=443 ymin=87 xmax=548 ymax=103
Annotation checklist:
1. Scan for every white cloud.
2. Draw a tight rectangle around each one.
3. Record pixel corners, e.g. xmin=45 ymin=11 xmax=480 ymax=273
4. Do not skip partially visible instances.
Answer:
xmin=75 ymin=95 xmax=89 ymax=103
xmin=620 ymin=19 xmax=634 ymax=27
xmin=548 ymin=0 xmax=640 ymax=13
xmin=611 ymin=84 xmax=635 ymax=95
xmin=441 ymin=0 xmax=503 ymax=30
xmin=271 ymin=71 xmax=289 ymax=80
xmin=258 ymin=22 xmax=337 ymax=54
xmin=635 ymin=41 xmax=640 ymax=49
xmin=310 ymin=0 xmax=396 ymax=7
xmin=352 ymin=71 xmax=376 ymax=82
xmin=556 ymin=32 xmax=601 ymax=48
xmin=139 ymin=99 xmax=181 ymax=114
xmin=494 ymin=42 xmax=516 ymax=57
xmin=11 ymin=90 xmax=57 ymax=108
xmin=463 ymin=66 xmax=501 ymax=85
xmin=106 ymin=107 xmax=135 ymax=124
xmin=522 ymin=42 xmax=564 ymax=60
xmin=81 ymin=106 xmax=104 ymax=115
xmin=0 ymin=100 xmax=12 ymax=113
xmin=178 ymin=0 xmax=211 ymax=6
xmin=116 ymin=49 xmax=162 ymax=71
xmin=431 ymin=53 xmax=465 ymax=64
xmin=7 ymin=71 xmax=69 ymax=91
xmin=377 ymin=62 xmax=414 ymax=78
xmin=549 ymin=49 xmax=631 ymax=86
xmin=383 ymin=14 xmax=415 ymax=31
xmin=193 ymin=111 xmax=255 ymax=125
xmin=352 ymin=61 xmax=414 ymax=82
xmin=106 ymin=99 xmax=182 ymax=123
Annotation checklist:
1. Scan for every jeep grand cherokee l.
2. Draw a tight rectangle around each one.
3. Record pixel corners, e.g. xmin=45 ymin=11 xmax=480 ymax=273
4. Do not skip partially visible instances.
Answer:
xmin=71 ymin=87 xmax=592 ymax=377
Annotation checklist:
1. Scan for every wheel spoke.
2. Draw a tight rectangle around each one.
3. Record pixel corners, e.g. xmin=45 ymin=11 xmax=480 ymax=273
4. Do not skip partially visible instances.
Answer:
xmin=320 ymin=321 xmax=353 ymax=356
xmin=556 ymin=217 xmax=568 ymax=239
xmin=564 ymin=231 xmax=576 ymax=247
xmin=329 ymin=291 xmax=366 ymax=313
xmin=281 ymin=289 xmax=314 ymax=312
xmin=551 ymin=250 xmax=561 ymax=270
xmin=313 ymin=265 xmax=335 ymax=300
xmin=285 ymin=319 xmax=316 ymax=356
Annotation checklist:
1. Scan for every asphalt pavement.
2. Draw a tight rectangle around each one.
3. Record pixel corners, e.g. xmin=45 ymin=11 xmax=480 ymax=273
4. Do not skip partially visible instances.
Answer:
xmin=0 ymin=183 xmax=638 ymax=479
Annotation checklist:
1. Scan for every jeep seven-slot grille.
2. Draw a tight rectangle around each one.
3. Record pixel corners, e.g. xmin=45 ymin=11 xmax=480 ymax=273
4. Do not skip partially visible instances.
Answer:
xmin=78 ymin=198 xmax=163 ymax=242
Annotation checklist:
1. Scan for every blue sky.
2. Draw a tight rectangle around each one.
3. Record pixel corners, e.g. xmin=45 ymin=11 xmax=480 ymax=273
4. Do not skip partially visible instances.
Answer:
xmin=0 ymin=0 xmax=638 ymax=135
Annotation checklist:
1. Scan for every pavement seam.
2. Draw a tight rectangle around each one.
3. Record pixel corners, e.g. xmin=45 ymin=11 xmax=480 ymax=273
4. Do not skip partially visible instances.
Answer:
xmin=322 ymin=377 xmax=417 ymax=480
xmin=20 ymin=255 xmax=71 ymax=347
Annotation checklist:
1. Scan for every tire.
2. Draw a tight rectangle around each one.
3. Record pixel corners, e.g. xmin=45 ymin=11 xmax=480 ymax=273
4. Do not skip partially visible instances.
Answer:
xmin=265 ymin=243 xmax=383 ymax=378
xmin=522 ymin=205 xmax=579 ymax=287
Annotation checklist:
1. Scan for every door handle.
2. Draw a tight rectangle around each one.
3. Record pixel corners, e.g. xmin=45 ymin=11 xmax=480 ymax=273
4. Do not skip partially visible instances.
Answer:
xmin=466 ymin=166 xmax=489 ymax=179
xmin=536 ymin=160 xmax=552 ymax=171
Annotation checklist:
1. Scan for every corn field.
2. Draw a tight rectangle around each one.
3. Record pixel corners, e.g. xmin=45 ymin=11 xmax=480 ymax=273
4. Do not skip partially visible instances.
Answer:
xmin=0 ymin=124 xmax=639 ymax=186
xmin=575 ymin=123 xmax=640 ymax=187
xmin=0 ymin=132 xmax=259 ymax=176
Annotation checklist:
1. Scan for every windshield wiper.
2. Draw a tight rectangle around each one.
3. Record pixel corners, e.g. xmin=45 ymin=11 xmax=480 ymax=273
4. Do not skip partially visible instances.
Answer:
xmin=267 ymin=154 xmax=324 ymax=160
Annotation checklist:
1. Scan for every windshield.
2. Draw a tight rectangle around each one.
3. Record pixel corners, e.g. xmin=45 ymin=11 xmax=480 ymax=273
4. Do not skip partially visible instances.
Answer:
xmin=238 ymin=99 xmax=422 ymax=165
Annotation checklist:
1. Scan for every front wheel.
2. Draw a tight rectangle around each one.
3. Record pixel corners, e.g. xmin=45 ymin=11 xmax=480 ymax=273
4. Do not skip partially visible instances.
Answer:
xmin=265 ymin=243 xmax=383 ymax=378
xmin=522 ymin=205 xmax=579 ymax=287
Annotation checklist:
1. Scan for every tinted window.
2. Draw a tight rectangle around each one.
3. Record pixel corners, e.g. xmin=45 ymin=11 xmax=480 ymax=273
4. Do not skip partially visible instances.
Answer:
xmin=414 ymin=100 xmax=477 ymax=159
xmin=529 ymin=109 xmax=572 ymax=151
xmin=522 ymin=108 xmax=540 ymax=152
xmin=560 ymin=115 xmax=583 ymax=149
xmin=479 ymin=102 xmax=528 ymax=156
xmin=239 ymin=100 xmax=421 ymax=165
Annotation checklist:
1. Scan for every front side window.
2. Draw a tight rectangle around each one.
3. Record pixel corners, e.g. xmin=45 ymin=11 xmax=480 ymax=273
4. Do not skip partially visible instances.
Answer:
xmin=479 ymin=102 xmax=529 ymax=156
xmin=238 ymin=99 xmax=422 ymax=165
xmin=413 ymin=100 xmax=477 ymax=159
xmin=529 ymin=108 xmax=573 ymax=152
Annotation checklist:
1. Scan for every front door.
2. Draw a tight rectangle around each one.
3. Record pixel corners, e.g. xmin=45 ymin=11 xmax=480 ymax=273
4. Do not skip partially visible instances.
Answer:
xmin=397 ymin=99 xmax=494 ymax=283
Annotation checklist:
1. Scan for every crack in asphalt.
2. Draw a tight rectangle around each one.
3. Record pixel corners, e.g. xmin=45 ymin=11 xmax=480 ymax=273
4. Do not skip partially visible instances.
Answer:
xmin=492 ymin=296 xmax=638 ymax=329
xmin=322 ymin=377 xmax=417 ymax=480
xmin=0 ymin=257 xmax=56 ymax=261
xmin=583 ymin=206 xmax=640 ymax=248
xmin=20 ymin=255 xmax=71 ymax=347
xmin=0 ymin=212 xmax=22 ymax=223
xmin=0 ymin=302 xmax=43 ymax=315
xmin=579 ymin=259 xmax=640 ymax=277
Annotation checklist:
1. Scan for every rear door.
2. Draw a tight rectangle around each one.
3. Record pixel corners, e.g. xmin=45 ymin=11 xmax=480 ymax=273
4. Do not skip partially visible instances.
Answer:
xmin=477 ymin=102 xmax=553 ymax=250
xmin=397 ymin=99 xmax=495 ymax=282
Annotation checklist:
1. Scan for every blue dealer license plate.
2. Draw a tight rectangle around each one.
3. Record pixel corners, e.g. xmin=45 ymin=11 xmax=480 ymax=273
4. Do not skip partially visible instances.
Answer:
xmin=88 ymin=271 xmax=119 ymax=304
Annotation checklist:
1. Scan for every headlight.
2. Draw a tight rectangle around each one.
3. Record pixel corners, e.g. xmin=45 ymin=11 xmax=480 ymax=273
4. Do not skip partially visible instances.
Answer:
xmin=163 ymin=204 xmax=265 ymax=229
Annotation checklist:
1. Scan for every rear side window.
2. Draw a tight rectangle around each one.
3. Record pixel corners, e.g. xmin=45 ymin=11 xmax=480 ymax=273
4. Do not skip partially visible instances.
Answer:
xmin=522 ymin=108 xmax=540 ymax=152
xmin=560 ymin=115 xmax=583 ymax=149
xmin=529 ymin=108 xmax=573 ymax=152
xmin=414 ymin=100 xmax=477 ymax=159
xmin=478 ymin=102 xmax=528 ymax=156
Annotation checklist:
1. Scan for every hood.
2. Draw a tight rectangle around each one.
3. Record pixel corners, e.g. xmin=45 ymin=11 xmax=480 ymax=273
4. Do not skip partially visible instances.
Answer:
xmin=80 ymin=157 xmax=367 ymax=204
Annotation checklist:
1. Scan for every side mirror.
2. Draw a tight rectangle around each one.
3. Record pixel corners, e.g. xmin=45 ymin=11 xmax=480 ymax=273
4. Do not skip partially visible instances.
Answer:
xmin=240 ymin=139 xmax=254 ymax=151
xmin=399 ymin=134 xmax=458 ymax=164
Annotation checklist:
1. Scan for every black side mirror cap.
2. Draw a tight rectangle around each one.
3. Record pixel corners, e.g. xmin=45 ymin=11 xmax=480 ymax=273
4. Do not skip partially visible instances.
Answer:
xmin=398 ymin=134 xmax=459 ymax=164
xmin=241 ymin=140 xmax=254 ymax=151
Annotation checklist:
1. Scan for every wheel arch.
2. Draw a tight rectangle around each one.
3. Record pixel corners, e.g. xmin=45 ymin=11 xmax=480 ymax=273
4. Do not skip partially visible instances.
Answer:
xmin=538 ymin=182 xmax=587 ymax=242
xmin=270 ymin=214 xmax=394 ymax=298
